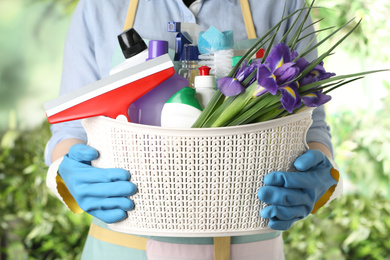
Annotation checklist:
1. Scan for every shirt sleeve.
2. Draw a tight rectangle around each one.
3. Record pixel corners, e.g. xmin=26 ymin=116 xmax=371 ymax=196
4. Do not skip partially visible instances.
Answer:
xmin=44 ymin=0 xmax=101 ymax=166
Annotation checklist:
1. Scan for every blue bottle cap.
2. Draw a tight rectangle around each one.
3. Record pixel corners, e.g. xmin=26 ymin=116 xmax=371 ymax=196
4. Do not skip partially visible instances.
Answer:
xmin=182 ymin=44 xmax=200 ymax=61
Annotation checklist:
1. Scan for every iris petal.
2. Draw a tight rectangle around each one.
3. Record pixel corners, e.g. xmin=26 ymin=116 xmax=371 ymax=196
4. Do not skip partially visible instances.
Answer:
xmin=236 ymin=65 xmax=257 ymax=83
xmin=234 ymin=60 xmax=249 ymax=78
xmin=259 ymin=77 xmax=279 ymax=95
xmin=253 ymin=85 xmax=267 ymax=97
xmin=274 ymin=62 xmax=300 ymax=85
xmin=218 ymin=77 xmax=246 ymax=96
xmin=257 ymin=65 xmax=278 ymax=95
xmin=265 ymin=43 xmax=292 ymax=71
xmin=302 ymin=91 xmax=331 ymax=107
xmin=280 ymin=84 xmax=301 ymax=113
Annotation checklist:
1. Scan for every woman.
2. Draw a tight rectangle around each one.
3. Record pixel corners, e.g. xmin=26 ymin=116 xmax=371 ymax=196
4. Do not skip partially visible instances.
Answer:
xmin=45 ymin=0 xmax=342 ymax=259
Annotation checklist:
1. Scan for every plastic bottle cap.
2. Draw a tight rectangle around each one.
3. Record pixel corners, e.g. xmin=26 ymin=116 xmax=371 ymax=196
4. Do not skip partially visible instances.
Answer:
xmin=146 ymin=40 xmax=168 ymax=61
xmin=232 ymin=56 xmax=243 ymax=67
xmin=182 ymin=44 xmax=200 ymax=61
xmin=199 ymin=66 xmax=211 ymax=76
xmin=118 ymin=28 xmax=148 ymax=59
xmin=256 ymin=48 xmax=265 ymax=59
xmin=195 ymin=66 xmax=216 ymax=90
xmin=165 ymin=87 xmax=203 ymax=111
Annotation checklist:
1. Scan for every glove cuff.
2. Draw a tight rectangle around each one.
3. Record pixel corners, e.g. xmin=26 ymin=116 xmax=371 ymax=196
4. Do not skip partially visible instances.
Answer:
xmin=311 ymin=158 xmax=342 ymax=214
xmin=47 ymin=157 xmax=83 ymax=214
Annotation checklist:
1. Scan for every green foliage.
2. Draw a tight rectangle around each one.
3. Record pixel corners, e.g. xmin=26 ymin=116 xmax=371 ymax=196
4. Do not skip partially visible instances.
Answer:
xmin=309 ymin=0 xmax=390 ymax=62
xmin=0 ymin=0 xmax=74 ymax=131
xmin=283 ymin=193 xmax=390 ymax=260
xmin=0 ymin=119 xmax=91 ymax=259
xmin=26 ymin=0 xmax=77 ymax=15
xmin=327 ymin=81 xmax=390 ymax=197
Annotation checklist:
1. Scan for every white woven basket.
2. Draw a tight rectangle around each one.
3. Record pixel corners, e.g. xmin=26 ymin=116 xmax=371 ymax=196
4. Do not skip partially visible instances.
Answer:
xmin=82 ymin=108 xmax=313 ymax=237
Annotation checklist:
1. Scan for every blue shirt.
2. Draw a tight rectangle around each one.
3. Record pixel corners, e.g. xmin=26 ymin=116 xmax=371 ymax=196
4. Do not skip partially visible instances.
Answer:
xmin=45 ymin=0 xmax=333 ymax=165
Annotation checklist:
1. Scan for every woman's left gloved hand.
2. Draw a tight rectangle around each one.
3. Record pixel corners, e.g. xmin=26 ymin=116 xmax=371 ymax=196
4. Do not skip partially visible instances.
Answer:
xmin=257 ymin=149 xmax=338 ymax=231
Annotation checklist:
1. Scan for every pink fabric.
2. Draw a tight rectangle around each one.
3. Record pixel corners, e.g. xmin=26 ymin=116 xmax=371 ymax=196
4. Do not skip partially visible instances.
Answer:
xmin=146 ymin=235 xmax=285 ymax=260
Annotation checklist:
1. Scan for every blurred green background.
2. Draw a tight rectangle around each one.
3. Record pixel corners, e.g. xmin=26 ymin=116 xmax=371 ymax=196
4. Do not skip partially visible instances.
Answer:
xmin=0 ymin=0 xmax=389 ymax=259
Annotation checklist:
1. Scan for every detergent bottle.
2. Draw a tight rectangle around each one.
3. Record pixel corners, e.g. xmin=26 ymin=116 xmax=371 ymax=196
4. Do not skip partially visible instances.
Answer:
xmin=194 ymin=66 xmax=216 ymax=109
xmin=178 ymin=44 xmax=200 ymax=89
xmin=128 ymin=40 xmax=188 ymax=126
xmin=161 ymin=87 xmax=203 ymax=128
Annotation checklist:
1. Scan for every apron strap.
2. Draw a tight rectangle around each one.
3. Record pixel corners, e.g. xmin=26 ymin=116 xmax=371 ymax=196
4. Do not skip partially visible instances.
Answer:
xmin=239 ymin=0 xmax=257 ymax=39
xmin=123 ymin=0 xmax=140 ymax=31
xmin=122 ymin=0 xmax=257 ymax=39
xmin=214 ymin=237 xmax=231 ymax=260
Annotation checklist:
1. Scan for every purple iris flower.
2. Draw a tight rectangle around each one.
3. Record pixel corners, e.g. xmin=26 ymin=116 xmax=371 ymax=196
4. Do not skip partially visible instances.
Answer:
xmin=256 ymin=43 xmax=300 ymax=96
xmin=302 ymin=90 xmax=331 ymax=107
xmin=311 ymin=61 xmax=336 ymax=81
xmin=218 ymin=60 xmax=259 ymax=97
xmin=266 ymin=43 xmax=292 ymax=71
xmin=290 ymin=50 xmax=309 ymax=72
xmin=279 ymin=82 xmax=301 ymax=113
xmin=274 ymin=62 xmax=301 ymax=85
xmin=297 ymin=59 xmax=336 ymax=86
xmin=218 ymin=77 xmax=246 ymax=96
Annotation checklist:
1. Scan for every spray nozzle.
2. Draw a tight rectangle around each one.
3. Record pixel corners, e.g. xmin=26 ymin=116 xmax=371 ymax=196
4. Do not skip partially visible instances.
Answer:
xmin=199 ymin=66 xmax=211 ymax=76
xmin=167 ymin=21 xmax=181 ymax=32
xmin=167 ymin=21 xmax=202 ymax=45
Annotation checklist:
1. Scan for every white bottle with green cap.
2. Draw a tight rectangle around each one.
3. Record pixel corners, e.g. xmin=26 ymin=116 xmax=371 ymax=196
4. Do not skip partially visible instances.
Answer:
xmin=161 ymin=87 xmax=203 ymax=128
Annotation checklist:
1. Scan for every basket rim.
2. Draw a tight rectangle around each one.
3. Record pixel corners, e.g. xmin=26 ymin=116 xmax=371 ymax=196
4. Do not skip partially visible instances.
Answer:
xmin=82 ymin=107 xmax=314 ymax=137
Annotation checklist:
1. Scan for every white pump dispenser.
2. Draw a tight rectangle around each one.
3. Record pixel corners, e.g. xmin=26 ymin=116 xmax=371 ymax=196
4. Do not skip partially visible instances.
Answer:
xmin=194 ymin=66 xmax=217 ymax=108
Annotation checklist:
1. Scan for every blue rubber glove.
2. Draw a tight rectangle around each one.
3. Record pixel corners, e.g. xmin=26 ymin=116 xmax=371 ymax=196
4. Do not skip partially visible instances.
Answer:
xmin=258 ymin=149 xmax=338 ymax=230
xmin=58 ymin=143 xmax=137 ymax=223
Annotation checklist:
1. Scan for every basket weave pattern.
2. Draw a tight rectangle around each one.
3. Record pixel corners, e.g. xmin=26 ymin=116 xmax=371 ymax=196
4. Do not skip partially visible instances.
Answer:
xmin=82 ymin=110 xmax=313 ymax=237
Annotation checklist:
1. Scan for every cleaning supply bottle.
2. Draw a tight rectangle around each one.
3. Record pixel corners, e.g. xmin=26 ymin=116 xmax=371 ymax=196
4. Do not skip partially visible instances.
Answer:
xmin=167 ymin=21 xmax=203 ymax=72
xmin=128 ymin=40 xmax=188 ymax=126
xmin=194 ymin=66 xmax=216 ymax=109
xmin=161 ymin=87 xmax=203 ymax=128
xmin=178 ymin=44 xmax=200 ymax=89
xmin=110 ymin=28 xmax=149 ymax=75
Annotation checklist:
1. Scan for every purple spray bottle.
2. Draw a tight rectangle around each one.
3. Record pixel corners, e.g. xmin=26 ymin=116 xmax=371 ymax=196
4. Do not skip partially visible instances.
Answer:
xmin=128 ymin=40 xmax=189 ymax=126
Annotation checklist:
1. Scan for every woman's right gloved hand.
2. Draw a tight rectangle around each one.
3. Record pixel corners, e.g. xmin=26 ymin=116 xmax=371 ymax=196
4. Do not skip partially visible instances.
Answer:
xmin=58 ymin=143 xmax=137 ymax=223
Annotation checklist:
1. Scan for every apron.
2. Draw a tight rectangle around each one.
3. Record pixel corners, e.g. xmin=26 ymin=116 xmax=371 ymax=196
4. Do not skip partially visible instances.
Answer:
xmin=84 ymin=1 xmax=285 ymax=260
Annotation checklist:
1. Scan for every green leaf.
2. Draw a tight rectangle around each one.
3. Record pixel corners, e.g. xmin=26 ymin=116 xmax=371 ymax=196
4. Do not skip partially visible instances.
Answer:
xmin=210 ymin=82 xmax=259 ymax=127
xmin=191 ymin=91 xmax=224 ymax=128
xmin=296 ymin=25 xmax=336 ymax=43
xmin=280 ymin=3 xmax=304 ymax=44
xmin=229 ymin=7 xmax=309 ymax=77
xmin=288 ymin=0 xmax=316 ymax=50
xmin=226 ymin=95 xmax=280 ymax=126
xmin=299 ymin=69 xmax=389 ymax=93
xmin=253 ymin=107 xmax=285 ymax=123
xmin=201 ymin=95 xmax=238 ymax=128
xmin=299 ymin=17 xmax=357 ymax=59
xmin=322 ymin=77 xmax=364 ymax=94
